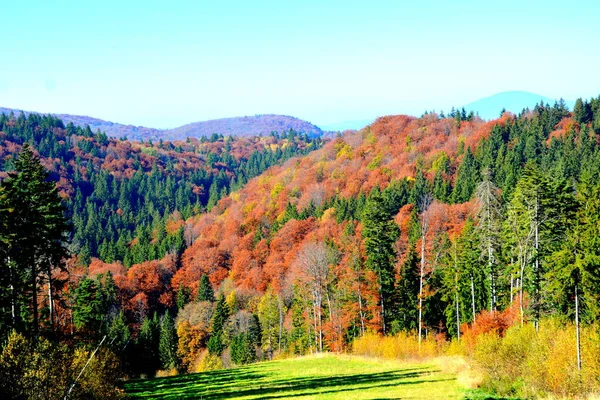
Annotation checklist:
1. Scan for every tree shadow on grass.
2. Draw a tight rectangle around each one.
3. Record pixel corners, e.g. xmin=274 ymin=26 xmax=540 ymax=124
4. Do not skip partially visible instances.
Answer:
xmin=125 ymin=365 xmax=451 ymax=399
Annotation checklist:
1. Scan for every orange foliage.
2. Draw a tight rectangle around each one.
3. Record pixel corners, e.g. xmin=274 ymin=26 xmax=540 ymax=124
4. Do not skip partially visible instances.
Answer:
xmin=461 ymin=300 xmax=520 ymax=351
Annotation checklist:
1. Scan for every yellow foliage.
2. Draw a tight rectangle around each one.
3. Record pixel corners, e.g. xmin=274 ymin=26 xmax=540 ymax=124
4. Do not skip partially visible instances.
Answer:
xmin=177 ymin=321 xmax=208 ymax=372
xmin=336 ymin=143 xmax=354 ymax=160
xmin=226 ymin=290 xmax=238 ymax=313
xmin=431 ymin=151 xmax=450 ymax=172
xmin=155 ymin=368 xmax=178 ymax=378
xmin=367 ymin=154 xmax=382 ymax=171
xmin=270 ymin=182 xmax=285 ymax=200
xmin=352 ymin=331 xmax=444 ymax=360
xmin=320 ymin=208 xmax=336 ymax=223
xmin=194 ymin=350 xmax=224 ymax=372
xmin=472 ymin=322 xmax=600 ymax=398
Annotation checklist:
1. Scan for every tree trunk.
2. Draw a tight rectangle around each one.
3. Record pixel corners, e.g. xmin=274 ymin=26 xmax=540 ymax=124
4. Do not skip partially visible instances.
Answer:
xmin=32 ymin=262 xmax=39 ymax=340
xmin=471 ymin=275 xmax=476 ymax=325
xmin=8 ymin=259 xmax=19 ymax=329
xmin=534 ymin=199 xmax=540 ymax=332
xmin=455 ymin=277 xmax=460 ymax=341
xmin=510 ymin=272 xmax=513 ymax=304
xmin=575 ymin=284 xmax=582 ymax=371
xmin=47 ymin=265 xmax=54 ymax=333
xmin=357 ymin=281 xmax=366 ymax=336
xmin=278 ymin=296 xmax=283 ymax=353
xmin=488 ymin=245 xmax=495 ymax=311
xmin=418 ymin=232 xmax=425 ymax=350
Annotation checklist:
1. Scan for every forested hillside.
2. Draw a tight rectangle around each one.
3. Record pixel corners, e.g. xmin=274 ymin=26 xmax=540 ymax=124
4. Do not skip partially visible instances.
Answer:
xmin=0 ymin=111 xmax=322 ymax=268
xmin=2 ymin=96 xmax=600 ymax=398
xmin=0 ymin=108 xmax=324 ymax=141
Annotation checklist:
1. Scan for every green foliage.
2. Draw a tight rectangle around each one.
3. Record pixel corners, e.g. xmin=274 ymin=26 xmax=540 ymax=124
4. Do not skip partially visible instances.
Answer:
xmin=0 ymin=144 xmax=70 ymax=336
xmin=362 ymin=188 xmax=400 ymax=334
xmin=197 ymin=274 xmax=215 ymax=302
xmin=230 ymin=333 xmax=256 ymax=365
xmin=136 ymin=313 xmax=161 ymax=377
xmin=208 ymin=294 xmax=230 ymax=355
xmin=159 ymin=312 xmax=178 ymax=370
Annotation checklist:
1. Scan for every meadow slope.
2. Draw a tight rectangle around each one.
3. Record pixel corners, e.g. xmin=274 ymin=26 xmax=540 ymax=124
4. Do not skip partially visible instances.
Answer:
xmin=124 ymin=354 xmax=494 ymax=399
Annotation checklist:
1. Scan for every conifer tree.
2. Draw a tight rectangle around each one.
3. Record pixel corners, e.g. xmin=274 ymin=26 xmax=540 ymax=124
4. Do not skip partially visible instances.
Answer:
xmin=208 ymin=294 xmax=230 ymax=355
xmin=159 ymin=312 xmax=178 ymax=370
xmin=0 ymin=144 xmax=69 ymax=337
xmin=361 ymin=188 xmax=400 ymax=334
xmin=197 ymin=274 xmax=215 ymax=302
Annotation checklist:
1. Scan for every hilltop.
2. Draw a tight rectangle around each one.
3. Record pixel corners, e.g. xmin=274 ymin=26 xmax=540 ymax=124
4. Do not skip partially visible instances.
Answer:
xmin=463 ymin=90 xmax=575 ymax=120
xmin=0 ymin=107 xmax=323 ymax=141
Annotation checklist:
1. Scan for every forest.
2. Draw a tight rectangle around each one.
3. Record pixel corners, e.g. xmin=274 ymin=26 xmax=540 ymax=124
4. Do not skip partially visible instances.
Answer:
xmin=2 ymin=96 xmax=600 ymax=398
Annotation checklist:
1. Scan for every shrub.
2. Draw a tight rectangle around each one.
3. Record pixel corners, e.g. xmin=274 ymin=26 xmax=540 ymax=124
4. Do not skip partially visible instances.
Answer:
xmin=352 ymin=331 xmax=445 ymax=360
xmin=0 ymin=331 xmax=124 ymax=400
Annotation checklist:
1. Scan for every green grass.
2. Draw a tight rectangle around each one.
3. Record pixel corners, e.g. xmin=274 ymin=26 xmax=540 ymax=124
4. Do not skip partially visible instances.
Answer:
xmin=124 ymin=354 xmax=497 ymax=399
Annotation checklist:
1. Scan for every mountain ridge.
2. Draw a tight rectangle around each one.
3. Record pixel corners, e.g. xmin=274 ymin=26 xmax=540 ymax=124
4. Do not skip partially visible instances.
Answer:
xmin=463 ymin=90 xmax=576 ymax=120
xmin=0 ymin=107 xmax=323 ymax=141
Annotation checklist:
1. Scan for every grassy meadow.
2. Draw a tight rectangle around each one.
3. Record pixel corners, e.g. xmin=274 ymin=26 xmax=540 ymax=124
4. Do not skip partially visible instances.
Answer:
xmin=123 ymin=354 xmax=500 ymax=399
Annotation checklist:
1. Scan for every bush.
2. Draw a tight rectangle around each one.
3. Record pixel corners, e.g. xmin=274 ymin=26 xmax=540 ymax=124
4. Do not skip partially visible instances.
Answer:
xmin=472 ymin=321 xmax=600 ymax=398
xmin=0 ymin=331 xmax=124 ymax=400
xmin=194 ymin=350 xmax=224 ymax=372
xmin=351 ymin=331 xmax=446 ymax=360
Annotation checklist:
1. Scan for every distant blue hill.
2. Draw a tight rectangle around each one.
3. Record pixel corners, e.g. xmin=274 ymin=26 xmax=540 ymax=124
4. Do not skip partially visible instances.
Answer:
xmin=320 ymin=118 xmax=375 ymax=132
xmin=463 ymin=91 xmax=575 ymax=120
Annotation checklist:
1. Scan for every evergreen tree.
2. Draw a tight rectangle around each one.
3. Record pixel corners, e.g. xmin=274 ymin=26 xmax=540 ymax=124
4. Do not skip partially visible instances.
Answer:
xmin=0 ymin=144 xmax=69 ymax=337
xmin=197 ymin=274 xmax=215 ymax=302
xmin=159 ymin=312 xmax=178 ymax=370
xmin=452 ymin=148 xmax=479 ymax=203
xmin=208 ymin=294 xmax=230 ymax=355
xmin=394 ymin=245 xmax=420 ymax=332
xmin=137 ymin=313 xmax=161 ymax=377
xmin=176 ymin=283 xmax=188 ymax=310
xmin=361 ymin=188 xmax=400 ymax=334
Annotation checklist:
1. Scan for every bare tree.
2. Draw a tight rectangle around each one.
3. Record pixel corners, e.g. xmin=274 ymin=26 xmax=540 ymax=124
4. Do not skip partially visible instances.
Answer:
xmin=418 ymin=193 xmax=433 ymax=350
xmin=295 ymin=241 xmax=332 ymax=352
xmin=475 ymin=169 xmax=502 ymax=311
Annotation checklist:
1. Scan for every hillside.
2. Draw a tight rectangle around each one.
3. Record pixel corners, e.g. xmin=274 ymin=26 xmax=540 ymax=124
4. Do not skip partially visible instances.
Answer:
xmin=0 ymin=107 xmax=323 ymax=141
xmin=166 ymin=114 xmax=323 ymax=139
xmin=4 ymin=95 xmax=600 ymax=399
xmin=463 ymin=90 xmax=575 ymax=120
xmin=0 ymin=112 xmax=322 ymax=268
xmin=124 ymin=354 xmax=472 ymax=399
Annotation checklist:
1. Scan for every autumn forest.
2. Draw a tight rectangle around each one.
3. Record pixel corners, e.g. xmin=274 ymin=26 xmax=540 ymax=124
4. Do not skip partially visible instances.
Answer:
xmin=2 ymin=97 xmax=600 ymax=398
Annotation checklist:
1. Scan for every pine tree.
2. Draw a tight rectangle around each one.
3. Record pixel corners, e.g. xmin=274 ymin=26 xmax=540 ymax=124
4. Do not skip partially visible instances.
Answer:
xmin=176 ymin=283 xmax=188 ymax=310
xmin=361 ymin=188 xmax=400 ymax=334
xmin=137 ymin=313 xmax=161 ymax=377
xmin=197 ymin=274 xmax=215 ymax=302
xmin=208 ymin=294 xmax=230 ymax=355
xmin=0 ymin=144 xmax=69 ymax=337
xmin=159 ymin=312 xmax=178 ymax=370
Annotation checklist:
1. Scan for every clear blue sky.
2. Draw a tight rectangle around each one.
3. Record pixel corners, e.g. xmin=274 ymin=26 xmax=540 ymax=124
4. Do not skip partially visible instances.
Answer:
xmin=1 ymin=0 xmax=599 ymax=128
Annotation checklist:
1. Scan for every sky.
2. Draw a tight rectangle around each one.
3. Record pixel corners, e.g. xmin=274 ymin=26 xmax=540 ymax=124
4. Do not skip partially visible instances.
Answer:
xmin=1 ymin=0 xmax=599 ymax=129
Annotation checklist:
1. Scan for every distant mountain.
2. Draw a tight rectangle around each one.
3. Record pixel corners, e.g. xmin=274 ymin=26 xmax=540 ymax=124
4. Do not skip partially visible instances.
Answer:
xmin=0 ymin=107 xmax=162 ymax=140
xmin=166 ymin=114 xmax=323 ymax=139
xmin=0 ymin=108 xmax=322 ymax=140
xmin=320 ymin=118 xmax=375 ymax=132
xmin=463 ymin=91 xmax=575 ymax=120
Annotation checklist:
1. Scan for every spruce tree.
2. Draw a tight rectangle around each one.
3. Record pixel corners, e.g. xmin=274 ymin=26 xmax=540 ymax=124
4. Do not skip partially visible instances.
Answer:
xmin=208 ymin=294 xmax=230 ymax=355
xmin=0 ymin=144 xmax=69 ymax=336
xmin=159 ymin=312 xmax=178 ymax=370
xmin=361 ymin=188 xmax=400 ymax=334
xmin=197 ymin=274 xmax=215 ymax=302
